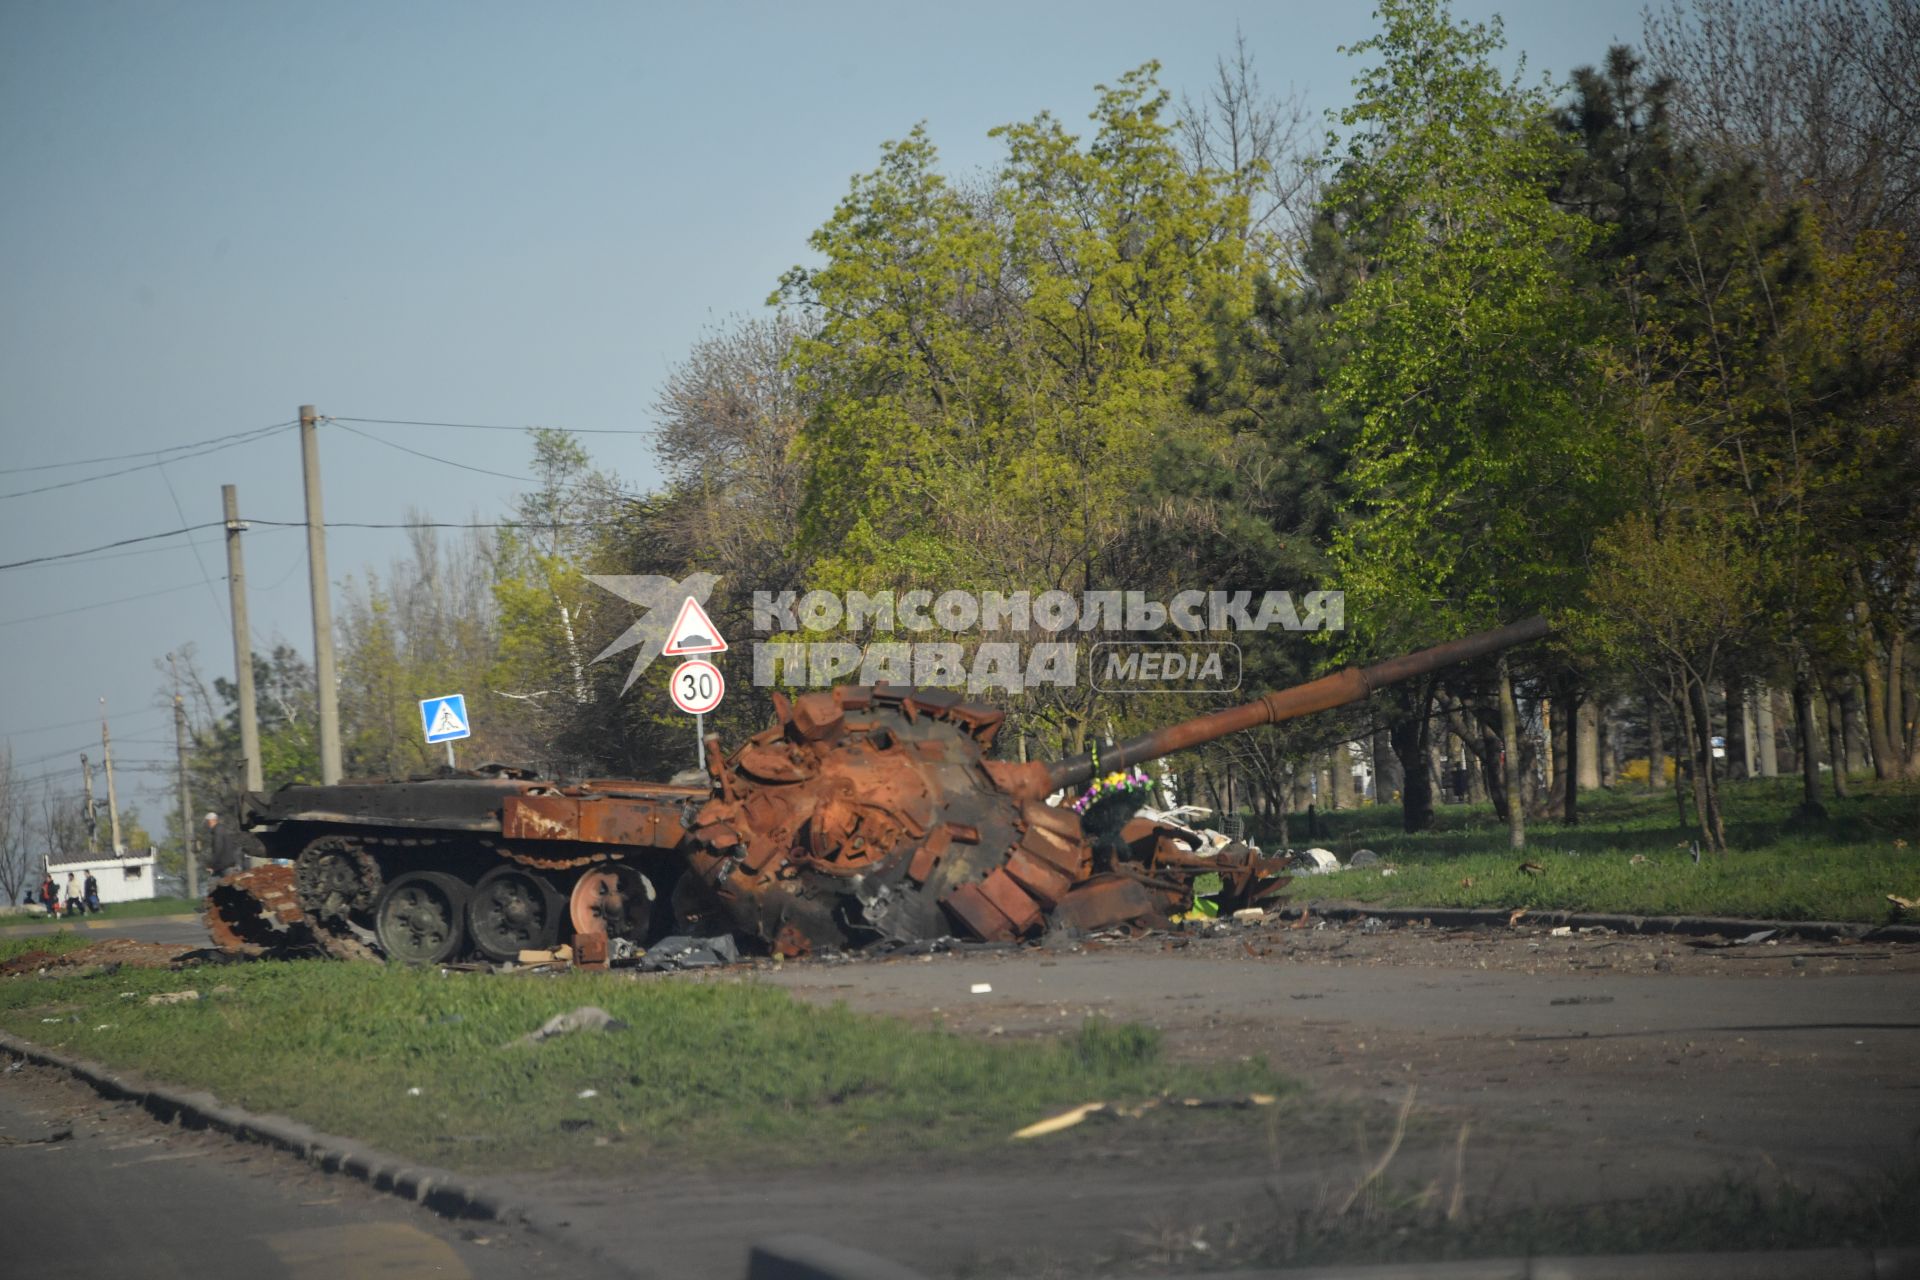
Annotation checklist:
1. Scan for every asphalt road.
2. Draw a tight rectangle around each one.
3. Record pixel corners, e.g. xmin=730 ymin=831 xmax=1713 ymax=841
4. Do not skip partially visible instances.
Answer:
xmin=8 ymin=910 xmax=1918 ymax=1277
xmin=0 ymin=1060 xmax=583 ymax=1280
xmin=1 ymin=913 xmax=210 ymax=948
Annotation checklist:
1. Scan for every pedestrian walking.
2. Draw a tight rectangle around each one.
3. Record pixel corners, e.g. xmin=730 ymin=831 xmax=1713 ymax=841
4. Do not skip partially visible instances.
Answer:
xmin=83 ymin=870 xmax=101 ymax=914
xmin=64 ymin=871 xmax=84 ymax=916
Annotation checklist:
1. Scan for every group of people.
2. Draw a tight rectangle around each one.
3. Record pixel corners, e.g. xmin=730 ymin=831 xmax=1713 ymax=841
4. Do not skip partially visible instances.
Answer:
xmin=29 ymin=871 xmax=100 ymax=918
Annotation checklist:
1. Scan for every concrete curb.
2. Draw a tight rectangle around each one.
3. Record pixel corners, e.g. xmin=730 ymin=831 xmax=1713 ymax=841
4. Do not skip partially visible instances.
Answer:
xmin=1301 ymin=901 xmax=1920 ymax=945
xmin=738 ymin=1238 xmax=1920 ymax=1279
xmin=0 ymin=1030 xmax=648 ymax=1279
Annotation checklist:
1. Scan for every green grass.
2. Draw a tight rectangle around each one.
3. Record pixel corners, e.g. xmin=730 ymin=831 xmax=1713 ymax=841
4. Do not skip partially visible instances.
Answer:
xmin=0 ymin=896 xmax=200 ymax=931
xmin=1272 ymin=776 xmax=1919 ymax=923
xmin=0 ymin=959 xmax=1292 ymax=1174
xmin=0 ymin=931 xmax=95 ymax=965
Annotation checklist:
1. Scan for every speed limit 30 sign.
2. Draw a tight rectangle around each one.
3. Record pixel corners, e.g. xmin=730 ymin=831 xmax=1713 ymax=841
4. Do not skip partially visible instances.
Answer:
xmin=669 ymin=659 xmax=725 ymax=714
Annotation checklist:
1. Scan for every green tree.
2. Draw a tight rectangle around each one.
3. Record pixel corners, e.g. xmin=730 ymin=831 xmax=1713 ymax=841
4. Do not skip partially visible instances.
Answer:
xmin=1321 ymin=0 xmax=1616 ymax=843
xmin=775 ymin=65 xmax=1253 ymax=753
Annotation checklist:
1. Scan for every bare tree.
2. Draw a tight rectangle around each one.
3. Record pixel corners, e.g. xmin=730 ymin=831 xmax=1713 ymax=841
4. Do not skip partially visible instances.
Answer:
xmin=0 ymin=746 xmax=29 ymax=905
xmin=1645 ymin=0 xmax=1920 ymax=240
xmin=1178 ymin=28 xmax=1319 ymax=273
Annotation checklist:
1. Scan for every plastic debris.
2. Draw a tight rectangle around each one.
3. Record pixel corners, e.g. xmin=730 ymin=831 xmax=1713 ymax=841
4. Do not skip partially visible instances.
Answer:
xmin=1349 ymin=849 xmax=1381 ymax=868
xmin=407 ymin=1086 xmax=422 ymax=1096
xmin=1380 ymin=868 xmax=1398 ymax=878
xmin=1361 ymin=916 xmax=1386 ymax=934
xmin=577 ymin=1088 xmax=599 ymax=1099
xmin=970 ymin=982 xmax=993 ymax=994
xmin=145 ymin=990 xmax=200 ymax=1006
xmin=1550 ymin=926 xmax=1573 ymax=937
xmin=1296 ymin=848 xmax=1342 ymax=874
xmin=1013 ymin=1102 xmax=1106 ymax=1139
xmin=1231 ymin=908 xmax=1265 ymax=924
xmin=513 ymin=1005 xmax=630 ymax=1047
xmin=637 ymin=934 xmax=741 ymax=972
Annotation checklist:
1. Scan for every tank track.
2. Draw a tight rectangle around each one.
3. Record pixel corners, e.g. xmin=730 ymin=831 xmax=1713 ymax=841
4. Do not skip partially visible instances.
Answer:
xmin=204 ymin=830 xmax=628 ymax=962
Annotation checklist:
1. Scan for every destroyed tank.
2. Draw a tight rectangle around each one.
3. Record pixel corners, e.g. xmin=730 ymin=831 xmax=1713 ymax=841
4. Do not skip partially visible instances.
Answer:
xmin=211 ymin=616 xmax=1549 ymax=964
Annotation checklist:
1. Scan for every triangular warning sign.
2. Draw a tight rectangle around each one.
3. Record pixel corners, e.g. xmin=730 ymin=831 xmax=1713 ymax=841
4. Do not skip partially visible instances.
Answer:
xmin=429 ymin=700 xmax=468 ymax=736
xmin=662 ymin=595 xmax=728 ymax=656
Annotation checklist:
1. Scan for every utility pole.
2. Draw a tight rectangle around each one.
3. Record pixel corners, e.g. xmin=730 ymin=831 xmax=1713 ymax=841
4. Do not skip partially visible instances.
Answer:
xmin=223 ymin=484 xmax=264 ymax=793
xmin=300 ymin=405 xmax=343 ymax=784
xmin=99 ymin=698 xmax=123 ymax=853
xmin=79 ymin=754 xmax=98 ymax=853
xmin=169 ymin=654 xmax=197 ymax=898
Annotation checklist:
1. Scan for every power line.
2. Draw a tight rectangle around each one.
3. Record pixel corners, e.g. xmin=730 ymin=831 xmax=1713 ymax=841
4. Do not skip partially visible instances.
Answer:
xmin=0 ymin=580 xmax=216 ymax=629
xmin=0 ymin=523 xmax=226 ymax=573
xmin=0 ymin=529 xmax=297 ymax=574
xmin=0 ymin=422 xmax=294 ymax=500
xmin=3 ymin=515 xmax=608 ymax=575
xmin=331 ymin=421 xmax=532 ymax=482
xmin=332 ymin=415 xmax=649 ymax=436
xmin=155 ymin=456 xmax=229 ymax=617
xmin=0 ymin=707 xmax=169 ymax=738
xmin=0 ymin=420 xmax=299 ymax=475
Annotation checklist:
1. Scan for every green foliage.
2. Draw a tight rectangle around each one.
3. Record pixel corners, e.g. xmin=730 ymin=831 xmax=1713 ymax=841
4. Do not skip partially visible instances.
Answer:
xmin=1323 ymin=0 xmax=1613 ymax=645
xmin=777 ymin=66 xmax=1252 ymax=597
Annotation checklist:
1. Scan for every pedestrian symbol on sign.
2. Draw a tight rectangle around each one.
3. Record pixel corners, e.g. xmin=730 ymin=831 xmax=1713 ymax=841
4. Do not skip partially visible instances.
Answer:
xmin=420 ymin=694 xmax=471 ymax=744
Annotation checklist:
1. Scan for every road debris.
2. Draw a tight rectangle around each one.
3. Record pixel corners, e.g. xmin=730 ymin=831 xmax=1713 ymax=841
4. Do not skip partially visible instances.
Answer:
xmin=1295 ymin=848 xmax=1342 ymax=874
xmin=1012 ymin=1093 xmax=1280 ymax=1140
xmin=637 ymin=935 xmax=740 ymax=972
xmin=970 ymin=983 xmax=993 ymax=994
xmin=513 ymin=1005 xmax=629 ymax=1047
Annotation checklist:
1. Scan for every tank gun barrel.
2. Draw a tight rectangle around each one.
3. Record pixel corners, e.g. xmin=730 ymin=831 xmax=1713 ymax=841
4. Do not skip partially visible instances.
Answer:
xmin=1045 ymin=614 xmax=1551 ymax=793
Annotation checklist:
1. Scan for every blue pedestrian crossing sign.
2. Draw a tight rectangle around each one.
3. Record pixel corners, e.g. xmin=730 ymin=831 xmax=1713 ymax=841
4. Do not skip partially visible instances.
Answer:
xmin=420 ymin=694 xmax=471 ymax=744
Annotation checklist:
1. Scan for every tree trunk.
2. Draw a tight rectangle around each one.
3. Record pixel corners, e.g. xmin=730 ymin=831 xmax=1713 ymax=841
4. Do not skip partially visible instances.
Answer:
xmin=1823 ymin=684 xmax=1850 ymax=801
xmin=1388 ymin=694 xmax=1436 ymax=834
xmin=1576 ymin=700 xmax=1601 ymax=791
xmin=1597 ymin=701 xmax=1617 ymax=788
xmin=1560 ymin=676 xmax=1581 ymax=825
xmin=1726 ymin=677 xmax=1750 ymax=780
xmin=1329 ymin=745 xmax=1354 ymax=811
xmin=1687 ymin=675 xmax=1727 ymax=851
xmin=1499 ymin=656 xmax=1525 ymax=850
xmin=1372 ymin=724 xmax=1402 ymax=801
xmin=1755 ymin=682 xmax=1778 ymax=777
xmin=1541 ymin=696 xmax=1557 ymax=802
xmin=1672 ymin=690 xmax=1693 ymax=826
xmin=1647 ymin=690 xmax=1666 ymax=791
xmin=1791 ymin=671 xmax=1828 ymax=820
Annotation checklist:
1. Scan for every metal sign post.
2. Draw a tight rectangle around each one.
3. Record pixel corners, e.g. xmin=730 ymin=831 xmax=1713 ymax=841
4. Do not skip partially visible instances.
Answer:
xmin=420 ymin=694 xmax=472 ymax=772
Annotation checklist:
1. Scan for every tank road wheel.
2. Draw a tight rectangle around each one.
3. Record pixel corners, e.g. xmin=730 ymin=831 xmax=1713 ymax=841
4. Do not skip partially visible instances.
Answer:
xmin=466 ymin=866 xmax=561 ymax=961
xmin=568 ymin=865 xmax=653 ymax=945
xmin=295 ymin=835 xmax=383 ymax=924
xmin=374 ymin=871 xmax=468 ymax=965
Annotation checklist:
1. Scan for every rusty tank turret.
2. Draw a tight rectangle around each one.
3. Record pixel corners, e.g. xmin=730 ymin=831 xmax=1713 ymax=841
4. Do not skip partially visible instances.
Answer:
xmin=212 ymin=616 xmax=1549 ymax=964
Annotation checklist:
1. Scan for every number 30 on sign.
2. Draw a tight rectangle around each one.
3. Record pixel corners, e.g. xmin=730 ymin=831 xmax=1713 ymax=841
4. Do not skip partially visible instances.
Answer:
xmin=669 ymin=659 xmax=725 ymax=715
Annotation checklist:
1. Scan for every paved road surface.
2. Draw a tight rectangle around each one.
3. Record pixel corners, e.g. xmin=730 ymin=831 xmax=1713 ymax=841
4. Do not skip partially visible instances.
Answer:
xmin=0 ymin=1061 xmax=581 ymax=1280
xmin=2 ymin=913 xmax=210 ymax=948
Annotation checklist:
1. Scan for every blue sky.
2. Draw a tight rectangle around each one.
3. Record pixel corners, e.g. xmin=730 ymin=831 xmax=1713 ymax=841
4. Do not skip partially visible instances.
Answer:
xmin=0 ymin=0 xmax=1646 ymax=817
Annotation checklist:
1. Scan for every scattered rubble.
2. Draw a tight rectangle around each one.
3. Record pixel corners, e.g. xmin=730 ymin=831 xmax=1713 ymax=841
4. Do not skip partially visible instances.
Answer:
xmin=512 ymin=1005 xmax=629 ymax=1047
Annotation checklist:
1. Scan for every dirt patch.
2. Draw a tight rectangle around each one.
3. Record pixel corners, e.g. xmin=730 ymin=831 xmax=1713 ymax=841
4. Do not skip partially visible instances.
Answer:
xmin=0 ymin=939 xmax=203 ymax=977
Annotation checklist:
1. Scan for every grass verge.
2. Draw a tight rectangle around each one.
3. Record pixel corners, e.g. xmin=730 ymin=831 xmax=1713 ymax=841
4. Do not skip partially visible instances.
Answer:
xmin=1278 ymin=776 xmax=1919 ymax=923
xmin=0 ymin=896 xmax=200 ymax=930
xmin=0 ymin=958 xmax=1292 ymax=1175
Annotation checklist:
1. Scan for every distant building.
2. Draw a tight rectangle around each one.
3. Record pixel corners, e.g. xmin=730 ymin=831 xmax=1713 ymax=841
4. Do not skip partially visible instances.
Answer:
xmin=44 ymin=848 xmax=159 ymax=904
